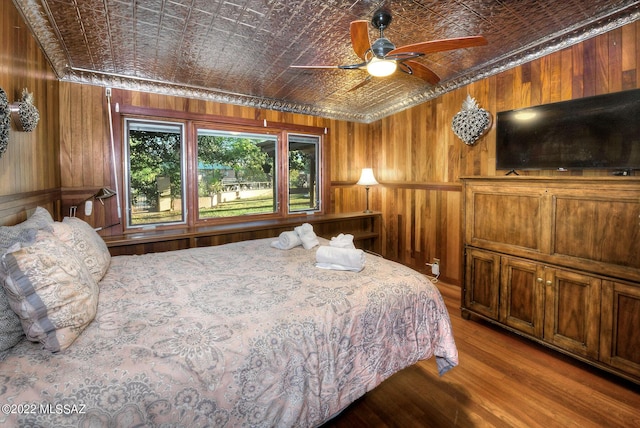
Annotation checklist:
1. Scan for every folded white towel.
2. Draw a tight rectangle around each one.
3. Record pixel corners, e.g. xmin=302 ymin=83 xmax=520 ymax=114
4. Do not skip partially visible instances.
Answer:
xmin=330 ymin=233 xmax=355 ymax=249
xmin=315 ymin=245 xmax=365 ymax=272
xmin=294 ymin=223 xmax=319 ymax=250
xmin=270 ymin=231 xmax=302 ymax=250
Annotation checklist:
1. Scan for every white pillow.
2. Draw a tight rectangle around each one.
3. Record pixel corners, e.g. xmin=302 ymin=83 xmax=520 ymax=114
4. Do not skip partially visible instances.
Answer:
xmin=52 ymin=217 xmax=111 ymax=283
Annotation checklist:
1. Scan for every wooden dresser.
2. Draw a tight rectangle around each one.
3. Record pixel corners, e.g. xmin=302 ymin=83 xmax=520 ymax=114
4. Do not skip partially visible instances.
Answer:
xmin=461 ymin=177 xmax=640 ymax=384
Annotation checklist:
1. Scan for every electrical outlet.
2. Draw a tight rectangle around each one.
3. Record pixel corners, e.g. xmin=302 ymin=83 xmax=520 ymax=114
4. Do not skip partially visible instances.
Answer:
xmin=84 ymin=200 xmax=93 ymax=216
xmin=431 ymin=258 xmax=440 ymax=276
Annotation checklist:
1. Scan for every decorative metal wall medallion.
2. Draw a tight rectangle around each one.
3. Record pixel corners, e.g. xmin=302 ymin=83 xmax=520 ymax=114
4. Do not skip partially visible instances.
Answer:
xmin=0 ymin=88 xmax=9 ymax=158
xmin=451 ymin=95 xmax=492 ymax=146
xmin=11 ymin=88 xmax=40 ymax=132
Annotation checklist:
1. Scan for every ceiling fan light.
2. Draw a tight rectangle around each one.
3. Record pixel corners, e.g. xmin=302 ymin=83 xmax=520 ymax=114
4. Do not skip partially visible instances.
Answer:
xmin=367 ymin=57 xmax=397 ymax=77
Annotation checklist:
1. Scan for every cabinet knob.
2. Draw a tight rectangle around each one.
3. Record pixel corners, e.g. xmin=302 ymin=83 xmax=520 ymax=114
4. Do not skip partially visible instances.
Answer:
xmin=536 ymin=278 xmax=543 ymax=283
xmin=546 ymin=280 xmax=552 ymax=285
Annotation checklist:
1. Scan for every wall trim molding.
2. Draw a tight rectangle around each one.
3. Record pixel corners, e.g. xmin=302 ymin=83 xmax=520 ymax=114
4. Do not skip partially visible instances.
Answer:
xmin=332 ymin=181 xmax=462 ymax=191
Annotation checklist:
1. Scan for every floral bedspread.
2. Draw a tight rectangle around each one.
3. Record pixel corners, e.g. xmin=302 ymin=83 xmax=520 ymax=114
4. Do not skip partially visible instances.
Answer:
xmin=0 ymin=238 xmax=457 ymax=427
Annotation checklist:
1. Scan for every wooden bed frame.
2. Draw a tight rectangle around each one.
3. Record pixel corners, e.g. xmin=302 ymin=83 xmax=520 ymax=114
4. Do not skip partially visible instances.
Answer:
xmin=0 ymin=190 xmax=61 ymax=227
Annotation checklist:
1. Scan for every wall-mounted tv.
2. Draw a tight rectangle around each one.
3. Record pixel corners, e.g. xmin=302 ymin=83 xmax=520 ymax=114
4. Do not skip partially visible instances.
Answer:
xmin=496 ymin=88 xmax=640 ymax=171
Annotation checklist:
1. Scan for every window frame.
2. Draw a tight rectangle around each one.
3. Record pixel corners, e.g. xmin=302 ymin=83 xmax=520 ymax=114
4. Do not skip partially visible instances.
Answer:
xmin=193 ymin=123 xmax=281 ymax=222
xmin=287 ymin=132 xmax=322 ymax=214
xmin=114 ymin=105 xmax=328 ymax=233
xmin=123 ymin=118 xmax=188 ymax=229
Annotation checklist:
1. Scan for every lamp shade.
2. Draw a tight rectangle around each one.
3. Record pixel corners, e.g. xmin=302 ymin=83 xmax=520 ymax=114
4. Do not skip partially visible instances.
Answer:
xmin=357 ymin=168 xmax=379 ymax=186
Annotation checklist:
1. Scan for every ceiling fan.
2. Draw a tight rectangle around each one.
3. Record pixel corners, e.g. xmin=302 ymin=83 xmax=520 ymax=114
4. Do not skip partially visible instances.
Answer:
xmin=291 ymin=8 xmax=488 ymax=86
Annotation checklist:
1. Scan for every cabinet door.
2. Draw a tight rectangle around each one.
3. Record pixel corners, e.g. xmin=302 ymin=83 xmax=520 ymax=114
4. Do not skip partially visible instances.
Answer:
xmin=543 ymin=269 xmax=601 ymax=359
xmin=600 ymin=280 xmax=640 ymax=378
xmin=499 ymin=257 xmax=545 ymax=337
xmin=463 ymin=248 xmax=501 ymax=320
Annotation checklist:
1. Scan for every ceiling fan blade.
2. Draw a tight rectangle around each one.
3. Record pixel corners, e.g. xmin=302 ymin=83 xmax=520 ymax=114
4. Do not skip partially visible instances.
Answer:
xmin=400 ymin=61 xmax=440 ymax=85
xmin=350 ymin=20 xmax=371 ymax=59
xmin=389 ymin=35 xmax=488 ymax=56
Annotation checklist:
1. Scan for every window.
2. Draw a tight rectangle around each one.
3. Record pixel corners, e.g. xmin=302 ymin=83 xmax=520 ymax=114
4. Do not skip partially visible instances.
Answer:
xmin=197 ymin=129 xmax=277 ymax=219
xmin=288 ymin=134 xmax=320 ymax=213
xmin=120 ymin=108 xmax=325 ymax=231
xmin=124 ymin=119 xmax=186 ymax=228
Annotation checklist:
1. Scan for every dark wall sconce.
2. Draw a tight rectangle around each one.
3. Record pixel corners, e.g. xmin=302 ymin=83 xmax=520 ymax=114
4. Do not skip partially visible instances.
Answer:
xmin=70 ymin=187 xmax=117 ymax=219
xmin=93 ymin=187 xmax=117 ymax=203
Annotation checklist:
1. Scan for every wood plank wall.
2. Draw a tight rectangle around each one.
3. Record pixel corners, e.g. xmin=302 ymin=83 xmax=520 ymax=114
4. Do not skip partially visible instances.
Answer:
xmin=0 ymin=0 xmax=60 ymax=225
xmin=4 ymin=0 xmax=638 ymax=284
xmin=57 ymin=20 xmax=640 ymax=284
xmin=57 ymin=85 xmax=337 ymax=231
xmin=350 ymin=21 xmax=640 ymax=284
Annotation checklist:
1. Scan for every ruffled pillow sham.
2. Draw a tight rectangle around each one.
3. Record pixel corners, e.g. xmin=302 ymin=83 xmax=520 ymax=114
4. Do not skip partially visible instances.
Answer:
xmin=0 ymin=207 xmax=54 ymax=352
xmin=1 ymin=230 xmax=99 ymax=352
xmin=0 ymin=206 xmax=54 ymax=252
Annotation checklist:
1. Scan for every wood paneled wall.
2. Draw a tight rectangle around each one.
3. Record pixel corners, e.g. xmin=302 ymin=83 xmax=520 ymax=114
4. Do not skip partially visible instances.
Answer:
xmin=5 ymin=0 xmax=637 ymax=285
xmin=334 ymin=21 xmax=640 ymax=284
xmin=57 ymin=84 xmax=339 ymax=231
xmin=0 ymin=0 xmax=60 ymax=225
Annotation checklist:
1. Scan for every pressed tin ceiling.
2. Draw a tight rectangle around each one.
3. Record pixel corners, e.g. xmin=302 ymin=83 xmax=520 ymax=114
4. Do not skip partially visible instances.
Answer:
xmin=12 ymin=0 xmax=640 ymax=123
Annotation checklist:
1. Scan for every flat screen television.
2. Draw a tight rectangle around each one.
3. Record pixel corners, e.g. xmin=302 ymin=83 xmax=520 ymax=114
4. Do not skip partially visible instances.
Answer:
xmin=496 ymin=89 xmax=640 ymax=171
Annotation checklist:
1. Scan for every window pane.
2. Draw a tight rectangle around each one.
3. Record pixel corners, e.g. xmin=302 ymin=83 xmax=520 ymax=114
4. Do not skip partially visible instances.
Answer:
xmin=288 ymin=134 xmax=320 ymax=213
xmin=197 ymin=129 xmax=277 ymax=219
xmin=125 ymin=120 xmax=185 ymax=227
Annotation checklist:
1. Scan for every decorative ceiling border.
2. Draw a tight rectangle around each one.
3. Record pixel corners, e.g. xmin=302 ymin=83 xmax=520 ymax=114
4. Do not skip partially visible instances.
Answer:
xmin=370 ymin=4 xmax=640 ymax=122
xmin=13 ymin=0 xmax=72 ymax=77
xmin=12 ymin=0 xmax=640 ymax=123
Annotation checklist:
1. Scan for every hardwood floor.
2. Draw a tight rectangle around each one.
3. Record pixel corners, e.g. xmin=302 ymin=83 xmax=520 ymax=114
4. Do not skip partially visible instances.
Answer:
xmin=322 ymin=282 xmax=640 ymax=428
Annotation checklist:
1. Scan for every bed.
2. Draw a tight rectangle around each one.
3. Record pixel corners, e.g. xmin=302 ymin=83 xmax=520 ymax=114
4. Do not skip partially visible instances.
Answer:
xmin=0 ymin=208 xmax=458 ymax=427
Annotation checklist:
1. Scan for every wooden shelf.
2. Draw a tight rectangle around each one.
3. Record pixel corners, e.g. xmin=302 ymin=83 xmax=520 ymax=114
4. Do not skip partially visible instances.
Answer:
xmin=104 ymin=212 xmax=382 ymax=256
